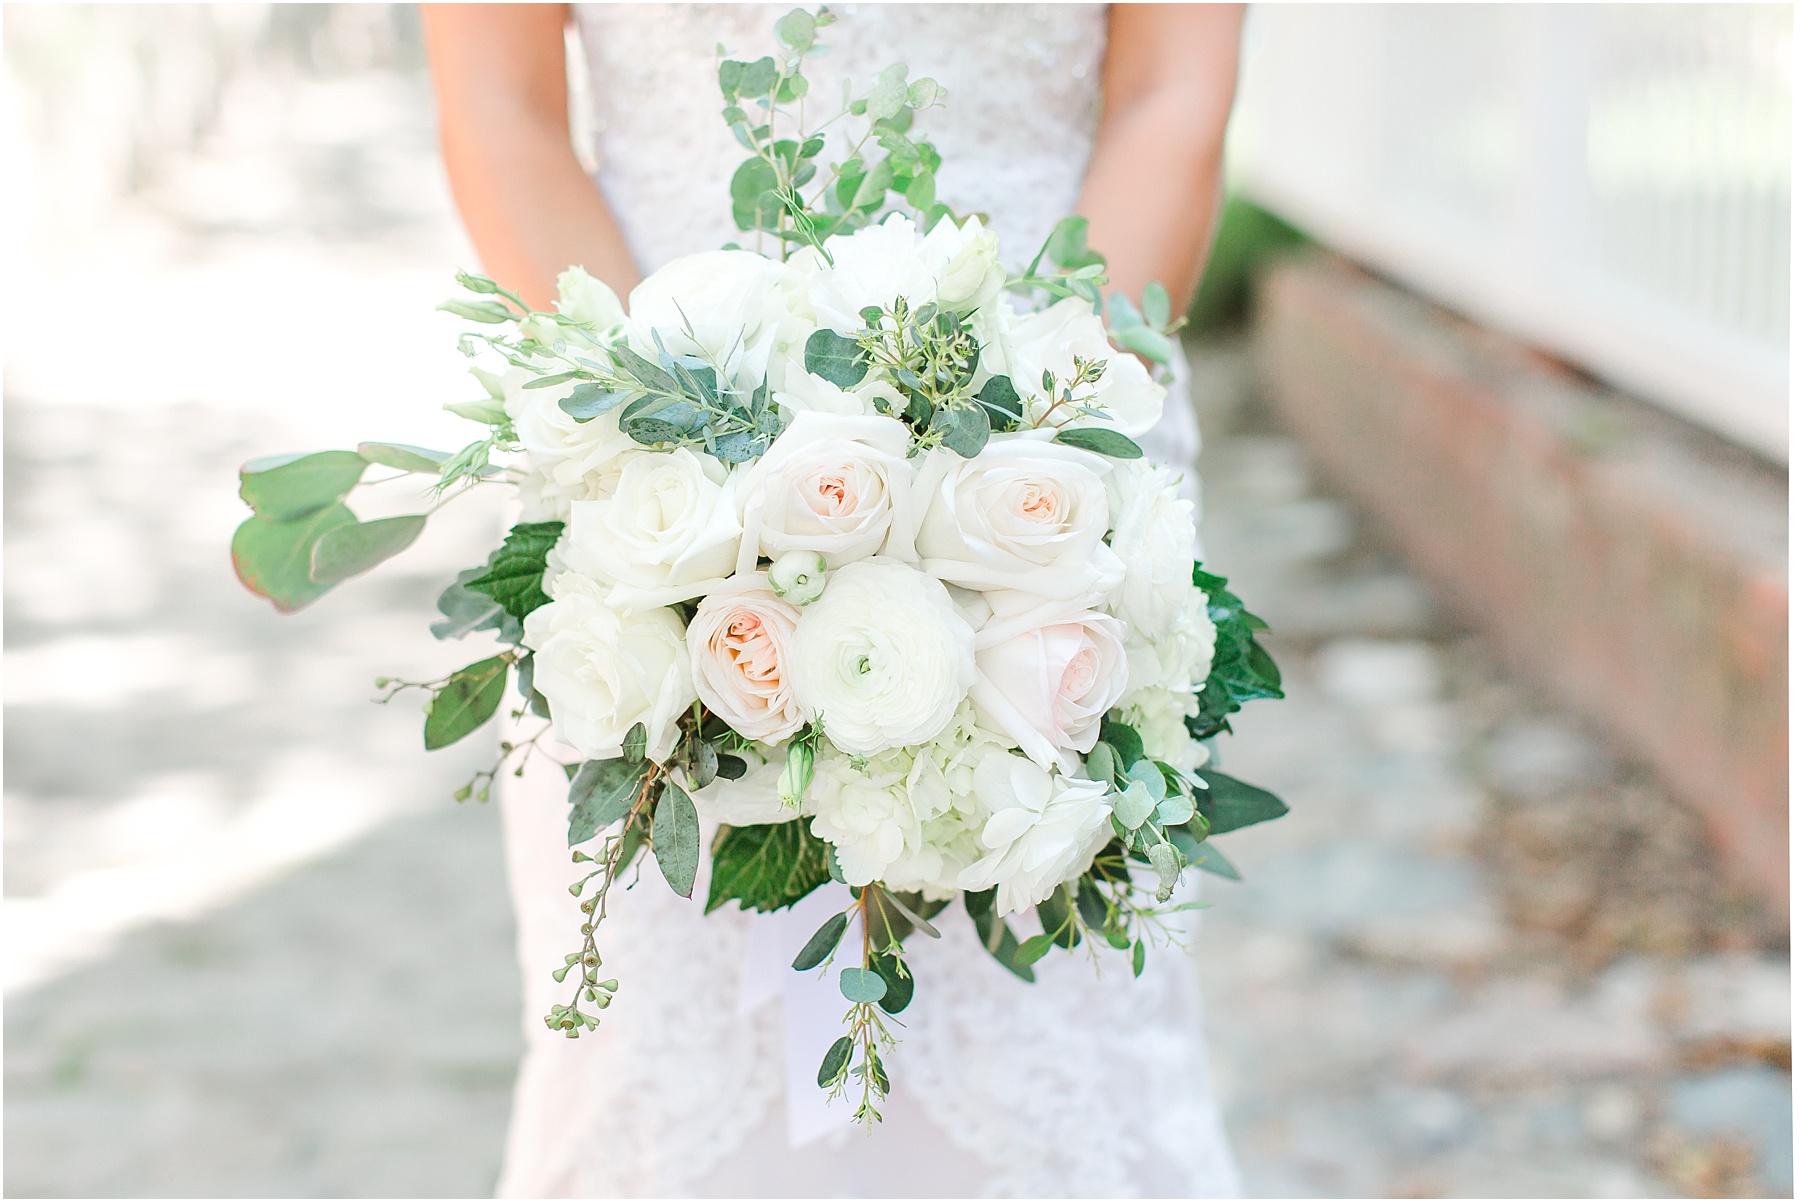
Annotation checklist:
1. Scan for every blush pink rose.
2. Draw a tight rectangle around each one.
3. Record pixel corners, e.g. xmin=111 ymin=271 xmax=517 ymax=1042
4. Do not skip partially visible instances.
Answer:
xmin=687 ymin=576 xmax=805 ymax=743
xmin=969 ymin=596 xmax=1130 ymax=770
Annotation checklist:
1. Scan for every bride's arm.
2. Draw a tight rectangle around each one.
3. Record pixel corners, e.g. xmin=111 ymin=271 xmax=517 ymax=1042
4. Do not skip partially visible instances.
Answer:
xmin=420 ymin=4 xmax=641 ymax=308
xmin=1077 ymin=4 xmax=1245 ymax=310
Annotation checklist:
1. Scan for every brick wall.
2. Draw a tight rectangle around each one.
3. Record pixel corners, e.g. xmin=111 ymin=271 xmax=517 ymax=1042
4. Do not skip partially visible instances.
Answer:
xmin=1254 ymin=253 xmax=1789 ymax=912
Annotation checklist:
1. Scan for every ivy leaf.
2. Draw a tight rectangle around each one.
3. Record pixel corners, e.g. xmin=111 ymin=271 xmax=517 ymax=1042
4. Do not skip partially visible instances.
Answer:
xmin=929 ymin=403 xmax=989 ymax=457
xmin=231 ymin=503 xmax=357 ymax=613
xmin=567 ymin=757 xmax=650 ymax=846
xmin=803 ymin=328 xmax=869 ymax=387
xmin=963 ymin=889 xmax=1035 ymax=982
xmin=424 ymin=656 xmax=509 ymax=750
xmin=356 ymin=442 xmax=451 ymax=473
xmin=466 ymin=521 xmax=564 ymax=621
xmin=1053 ymin=426 xmax=1144 ymax=459
xmin=652 ymin=782 xmax=701 ymax=898
xmin=792 ymin=911 xmax=849 ymax=971
xmin=1193 ymin=769 xmax=1289 ymax=835
xmin=239 ymin=451 xmax=367 ymax=522
xmin=431 ymin=567 xmax=505 ymax=640
xmin=705 ymin=819 xmax=833 ymax=913
xmin=1188 ymin=565 xmax=1284 ymax=739
xmin=309 ymin=514 xmax=428 ymax=585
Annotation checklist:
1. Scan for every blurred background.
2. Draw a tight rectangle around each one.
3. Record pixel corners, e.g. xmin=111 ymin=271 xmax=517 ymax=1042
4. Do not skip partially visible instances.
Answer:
xmin=4 ymin=5 xmax=1790 ymax=1198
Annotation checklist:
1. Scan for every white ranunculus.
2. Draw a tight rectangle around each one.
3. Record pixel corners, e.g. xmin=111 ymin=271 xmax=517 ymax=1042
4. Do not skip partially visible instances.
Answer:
xmin=736 ymin=412 xmax=916 ymax=574
xmin=998 ymin=297 xmax=1166 ymax=437
xmin=970 ymin=599 xmax=1131 ymax=769
xmin=912 ymin=435 xmax=1123 ymax=601
xmin=523 ymin=588 xmax=694 ymax=763
xmin=627 ymin=250 xmax=789 ymax=390
xmin=687 ymin=575 xmax=805 ymax=743
xmin=689 ymin=742 xmax=795 ymax=826
xmin=918 ymin=215 xmax=1006 ymax=313
xmin=555 ymin=265 xmax=627 ymax=333
xmin=808 ymin=749 xmax=920 ymax=885
xmin=1123 ymin=585 xmax=1218 ymax=695
xmin=561 ymin=448 xmax=743 ymax=612
xmin=1105 ymin=459 xmax=1199 ymax=640
xmin=790 ymin=559 xmax=976 ymax=755
xmin=1116 ymin=686 xmax=1212 ymax=773
xmin=807 ymin=213 xmax=939 ymax=335
xmin=958 ymin=751 xmax=1114 ymax=915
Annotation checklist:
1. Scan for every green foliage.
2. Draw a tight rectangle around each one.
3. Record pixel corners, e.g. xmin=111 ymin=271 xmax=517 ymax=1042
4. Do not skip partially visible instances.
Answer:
xmin=975 ymin=374 xmax=1022 ymax=430
xmin=1097 ymin=719 xmax=1145 ymax=769
xmin=1187 ymin=565 xmax=1284 ymax=740
xmin=431 ymin=567 xmax=509 ymax=641
xmin=1193 ymin=769 xmax=1289 ymax=835
xmin=839 ymin=966 xmax=888 ymax=1004
xmin=803 ymin=329 xmax=870 ymax=387
xmin=1189 ymin=842 xmax=1242 ymax=881
xmin=466 ymin=521 xmax=564 ymax=622
xmin=231 ymin=503 xmax=357 ymax=613
xmin=652 ymin=782 xmax=701 ymax=898
xmin=567 ymin=757 xmax=651 ymax=845
xmin=792 ymin=911 xmax=849 ymax=970
xmin=238 ymin=451 xmax=367 ymax=522
xmin=423 ymin=655 xmax=510 ymax=750
xmin=818 ymin=1035 xmax=854 ymax=1087
xmin=356 ymin=442 xmax=451 ymax=473
xmin=310 ymin=514 xmax=428 ymax=586
xmin=1053 ymin=426 xmax=1143 ymax=459
xmin=871 ymin=951 xmax=913 ymax=1013
xmin=963 ymin=888 xmax=1035 ymax=982
xmin=705 ymin=818 xmax=834 ymax=913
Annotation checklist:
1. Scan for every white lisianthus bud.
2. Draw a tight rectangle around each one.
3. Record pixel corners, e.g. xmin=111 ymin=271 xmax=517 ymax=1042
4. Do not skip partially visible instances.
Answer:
xmin=554 ymin=265 xmax=626 ymax=333
xmin=768 ymin=550 xmax=828 ymax=605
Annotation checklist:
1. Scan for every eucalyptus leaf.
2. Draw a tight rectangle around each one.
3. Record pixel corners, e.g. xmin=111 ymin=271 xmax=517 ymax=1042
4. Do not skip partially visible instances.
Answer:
xmin=424 ymin=656 xmax=509 ymax=750
xmin=231 ymin=503 xmax=357 ymax=613
xmin=963 ymin=889 xmax=1035 ymax=982
xmin=437 ymin=299 xmax=514 ymax=324
xmin=792 ymin=911 xmax=849 ymax=971
xmin=444 ymin=398 xmax=508 ymax=425
xmin=1085 ymin=741 xmax=1119 ymax=787
xmin=1112 ymin=324 xmax=1175 ymax=365
xmin=1053 ymin=426 xmax=1144 ymax=459
xmin=1043 ymin=215 xmax=1105 ymax=271
xmin=239 ymin=451 xmax=367 ymax=522
xmin=803 ymin=327 xmax=869 ymax=387
xmin=975 ymin=374 xmax=1022 ymax=428
xmin=1098 ymin=720 xmax=1144 ymax=768
xmin=817 ymin=1035 xmax=853 ymax=1087
xmin=872 ymin=952 xmax=913 ymax=1014
xmin=560 ymin=382 xmax=630 ymax=422
xmin=431 ymin=567 xmax=505 ymax=640
xmin=1112 ymin=781 xmax=1158 ymax=831
xmin=356 ymin=442 xmax=451 ymax=473
xmin=929 ymin=403 xmax=989 ymax=457
xmin=1013 ymin=933 xmax=1056 ymax=969
xmin=1132 ymin=937 xmax=1147 ymax=978
xmin=775 ymin=8 xmax=816 ymax=50
xmin=1194 ymin=769 xmax=1289 ymax=834
xmin=622 ymin=723 xmax=647 ymax=764
xmin=309 ymin=514 xmax=427 ymax=585
xmin=1142 ymin=280 xmax=1171 ymax=329
xmin=838 ymin=966 xmax=888 ymax=1004
xmin=652 ymin=782 xmax=701 ymax=898
xmin=1191 ymin=843 xmax=1243 ymax=881
xmin=567 ymin=757 xmax=649 ymax=845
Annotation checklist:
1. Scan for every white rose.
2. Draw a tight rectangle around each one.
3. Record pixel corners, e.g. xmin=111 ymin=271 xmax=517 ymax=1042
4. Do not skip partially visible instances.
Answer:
xmin=1105 ymin=460 xmax=1199 ymax=639
xmin=918 ymin=214 xmax=1006 ymax=313
xmin=790 ymin=559 xmax=976 ymax=755
xmin=561 ymin=448 xmax=743 ymax=612
xmin=1115 ymin=686 xmax=1212 ymax=773
xmin=970 ymin=599 xmax=1131 ymax=769
xmin=735 ymin=412 xmax=916 ymax=573
xmin=687 ymin=575 xmax=805 ymax=743
xmin=523 ymin=589 xmax=694 ymax=763
xmin=958 ymin=751 xmax=1114 ymax=915
xmin=689 ymin=742 xmax=794 ymax=826
xmin=772 ymin=368 xmax=870 ymax=417
xmin=912 ymin=435 xmax=1123 ymax=601
xmin=501 ymin=366 xmax=637 ymax=490
xmin=807 ymin=213 xmax=939 ymax=335
xmin=808 ymin=749 xmax=920 ymax=885
xmin=627 ymin=250 xmax=789 ymax=390
xmin=997 ymin=297 xmax=1166 ymax=437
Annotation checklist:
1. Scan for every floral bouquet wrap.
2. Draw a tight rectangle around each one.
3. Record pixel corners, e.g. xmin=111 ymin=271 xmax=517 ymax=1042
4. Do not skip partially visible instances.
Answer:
xmin=233 ymin=7 xmax=1286 ymax=1124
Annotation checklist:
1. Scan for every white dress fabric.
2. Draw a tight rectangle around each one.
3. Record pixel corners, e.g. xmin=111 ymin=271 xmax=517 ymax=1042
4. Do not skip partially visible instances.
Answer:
xmin=495 ymin=5 xmax=1234 ymax=1196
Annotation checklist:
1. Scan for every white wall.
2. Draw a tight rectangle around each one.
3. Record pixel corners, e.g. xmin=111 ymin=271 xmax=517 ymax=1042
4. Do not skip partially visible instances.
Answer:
xmin=1229 ymin=5 xmax=1791 ymax=462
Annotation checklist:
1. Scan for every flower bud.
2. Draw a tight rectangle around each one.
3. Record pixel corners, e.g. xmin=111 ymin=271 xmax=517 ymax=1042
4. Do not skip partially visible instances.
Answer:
xmin=767 ymin=550 xmax=828 ymax=605
xmin=778 ymin=738 xmax=816 ymax=808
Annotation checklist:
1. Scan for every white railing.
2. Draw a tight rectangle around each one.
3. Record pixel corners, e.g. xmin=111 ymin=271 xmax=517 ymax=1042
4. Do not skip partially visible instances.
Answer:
xmin=1228 ymin=4 xmax=1791 ymax=462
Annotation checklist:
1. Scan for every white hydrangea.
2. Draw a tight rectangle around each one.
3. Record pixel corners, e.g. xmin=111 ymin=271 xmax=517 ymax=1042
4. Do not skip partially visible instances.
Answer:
xmin=1114 ymin=686 xmax=1212 ymax=773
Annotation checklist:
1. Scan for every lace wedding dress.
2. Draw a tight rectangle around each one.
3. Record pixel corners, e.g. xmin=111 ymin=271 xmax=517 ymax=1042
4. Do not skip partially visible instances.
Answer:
xmin=495 ymin=6 xmax=1238 ymax=1196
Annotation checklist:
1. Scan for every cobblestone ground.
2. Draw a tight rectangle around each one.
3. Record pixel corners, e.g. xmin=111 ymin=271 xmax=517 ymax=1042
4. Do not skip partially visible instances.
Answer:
xmin=1186 ymin=339 xmax=1792 ymax=1199
xmin=6 ymin=23 xmax=1790 ymax=1198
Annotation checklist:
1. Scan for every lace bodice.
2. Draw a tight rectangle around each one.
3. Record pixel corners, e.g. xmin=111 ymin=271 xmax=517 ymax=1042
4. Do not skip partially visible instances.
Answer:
xmin=574 ymin=3 xmax=1108 ymax=274
xmin=494 ymin=7 xmax=1232 ymax=1196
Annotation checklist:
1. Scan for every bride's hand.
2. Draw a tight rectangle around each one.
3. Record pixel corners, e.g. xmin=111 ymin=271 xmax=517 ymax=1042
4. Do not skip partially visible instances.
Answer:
xmin=421 ymin=4 xmax=642 ymax=308
xmin=1078 ymin=5 xmax=1245 ymax=315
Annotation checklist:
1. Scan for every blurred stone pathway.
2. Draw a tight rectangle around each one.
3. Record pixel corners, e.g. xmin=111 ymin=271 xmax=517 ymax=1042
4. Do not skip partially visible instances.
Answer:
xmin=1185 ymin=336 xmax=1791 ymax=1199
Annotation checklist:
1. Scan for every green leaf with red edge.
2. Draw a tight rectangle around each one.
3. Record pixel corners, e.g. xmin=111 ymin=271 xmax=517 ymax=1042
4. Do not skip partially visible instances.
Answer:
xmin=232 ymin=503 xmax=357 ymax=613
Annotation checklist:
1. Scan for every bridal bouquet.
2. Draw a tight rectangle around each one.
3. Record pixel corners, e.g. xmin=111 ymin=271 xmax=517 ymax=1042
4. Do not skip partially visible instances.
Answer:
xmin=233 ymin=7 xmax=1285 ymax=1124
